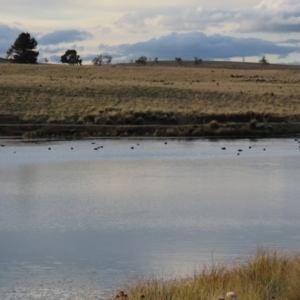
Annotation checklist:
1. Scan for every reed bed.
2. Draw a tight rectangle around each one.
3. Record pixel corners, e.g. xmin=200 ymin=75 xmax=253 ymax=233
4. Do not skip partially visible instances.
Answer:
xmin=109 ymin=249 xmax=300 ymax=300
xmin=1 ymin=63 xmax=300 ymax=125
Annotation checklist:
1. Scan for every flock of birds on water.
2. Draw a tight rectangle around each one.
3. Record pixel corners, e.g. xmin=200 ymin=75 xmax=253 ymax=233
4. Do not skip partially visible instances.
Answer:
xmin=0 ymin=138 xmax=300 ymax=155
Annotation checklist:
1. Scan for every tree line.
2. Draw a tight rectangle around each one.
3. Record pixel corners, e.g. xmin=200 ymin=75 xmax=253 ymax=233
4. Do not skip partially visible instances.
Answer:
xmin=5 ymin=32 xmax=270 ymax=66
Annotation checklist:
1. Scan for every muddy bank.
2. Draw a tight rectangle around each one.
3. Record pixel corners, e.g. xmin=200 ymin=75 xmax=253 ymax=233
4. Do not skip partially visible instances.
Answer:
xmin=1 ymin=123 xmax=300 ymax=138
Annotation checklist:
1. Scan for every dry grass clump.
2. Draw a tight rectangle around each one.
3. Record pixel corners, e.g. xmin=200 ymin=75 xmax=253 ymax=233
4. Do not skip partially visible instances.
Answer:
xmin=111 ymin=249 xmax=300 ymax=300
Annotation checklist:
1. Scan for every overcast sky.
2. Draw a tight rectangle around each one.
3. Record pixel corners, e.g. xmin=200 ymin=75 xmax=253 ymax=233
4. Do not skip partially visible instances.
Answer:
xmin=1 ymin=0 xmax=300 ymax=63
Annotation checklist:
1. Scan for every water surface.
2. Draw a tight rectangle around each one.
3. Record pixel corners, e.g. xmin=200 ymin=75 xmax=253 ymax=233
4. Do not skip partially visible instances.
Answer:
xmin=0 ymin=138 xmax=300 ymax=299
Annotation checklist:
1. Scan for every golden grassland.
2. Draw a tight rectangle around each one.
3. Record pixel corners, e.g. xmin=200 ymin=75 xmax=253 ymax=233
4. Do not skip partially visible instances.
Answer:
xmin=1 ymin=62 xmax=300 ymax=137
xmin=109 ymin=249 xmax=300 ymax=300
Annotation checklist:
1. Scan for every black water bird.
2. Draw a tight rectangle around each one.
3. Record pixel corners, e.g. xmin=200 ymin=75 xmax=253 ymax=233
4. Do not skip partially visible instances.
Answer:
xmin=131 ymin=147 xmax=134 ymax=149
xmin=48 ymin=148 xmax=51 ymax=150
xmin=222 ymin=147 xmax=226 ymax=150
xmin=249 ymin=146 xmax=252 ymax=149
xmin=164 ymin=142 xmax=167 ymax=144
xmin=264 ymin=148 xmax=266 ymax=151
xmin=71 ymin=147 xmax=73 ymax=150
xmin=1 ymin=145 xmax=5 ymax=147
xmin=238 ymin=149 xmax=243 ymax=152
xmin=94 ymin=148 xmax=98 ymax=150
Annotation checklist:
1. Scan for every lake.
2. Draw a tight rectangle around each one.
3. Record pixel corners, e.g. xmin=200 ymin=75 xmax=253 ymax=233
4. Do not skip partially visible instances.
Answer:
xmin=0 ymin=138 xmax=300 ymax=299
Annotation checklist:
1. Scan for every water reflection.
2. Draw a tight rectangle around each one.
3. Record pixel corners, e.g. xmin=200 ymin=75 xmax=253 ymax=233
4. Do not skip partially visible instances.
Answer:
xmin=0 ymin=138 xmax=300 ymax=298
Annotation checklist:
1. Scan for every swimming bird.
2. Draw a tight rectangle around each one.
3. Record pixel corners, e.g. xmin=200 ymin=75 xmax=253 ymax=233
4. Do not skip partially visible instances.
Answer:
xmin=222 ymin=147 xmax=226 ymax=150
xmin=238 ymin=149 xmax=243 ymax=152
xmin=48 ymin=148 xmax=51 ymax=150
xmin=131 ymin=147 xmax=134 ymax=149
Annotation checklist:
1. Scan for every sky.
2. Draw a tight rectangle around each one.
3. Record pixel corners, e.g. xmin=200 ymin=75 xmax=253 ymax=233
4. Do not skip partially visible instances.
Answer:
xmin=1 ymin=0 xmax=300 ymax=64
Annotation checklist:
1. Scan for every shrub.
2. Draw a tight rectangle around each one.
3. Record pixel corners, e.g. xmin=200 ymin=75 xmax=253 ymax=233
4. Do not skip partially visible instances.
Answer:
xmin=209 ymin=120 xmax=220 ymax=130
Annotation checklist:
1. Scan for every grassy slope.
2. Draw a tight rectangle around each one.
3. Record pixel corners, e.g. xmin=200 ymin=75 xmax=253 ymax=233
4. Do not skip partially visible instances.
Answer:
xmin=0 ymin=61 xmax=300 ymax=127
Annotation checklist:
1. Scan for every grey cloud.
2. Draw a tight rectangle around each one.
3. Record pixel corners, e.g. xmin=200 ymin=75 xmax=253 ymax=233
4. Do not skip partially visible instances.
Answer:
xmin=280 ymin=39 xmax=300 ymax=44
xmin=99 ymin=32 xmax=299 ymax=61
xmin=0 ymin=24 xmax=22 ymax=56
xmin=115 ymin=0 xmax=300 ymax=34
xmin=39 ymin=30 xmax=93 ymax=45
xmin=39 ymin=46 xmax=65 ymax=54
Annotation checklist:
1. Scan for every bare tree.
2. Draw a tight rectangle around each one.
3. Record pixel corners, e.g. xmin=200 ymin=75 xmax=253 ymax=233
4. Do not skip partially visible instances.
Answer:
xmin=92 ymin=54 xmax=103 ymax=66
xmin=104 ymin=55 xmax=112 ymax=65
xmin=194 ymin=57 xmax=203 ymax=65
xmin=175 ymin=57 xmax=182 ymax=65
xmin=92 ymin=54 xmax=112 ymax=66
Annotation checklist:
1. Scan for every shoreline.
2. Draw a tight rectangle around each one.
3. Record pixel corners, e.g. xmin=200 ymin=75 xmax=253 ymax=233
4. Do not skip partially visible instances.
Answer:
xmin=1 ymin=122 xmax=300 ymax=139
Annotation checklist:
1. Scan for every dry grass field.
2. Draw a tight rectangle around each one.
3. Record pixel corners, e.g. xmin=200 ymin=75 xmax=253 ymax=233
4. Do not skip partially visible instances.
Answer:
xmin=1 ymin=61 xmax=300 ymax=136
xmin=111 ymin=249 xmax=300 ymax=300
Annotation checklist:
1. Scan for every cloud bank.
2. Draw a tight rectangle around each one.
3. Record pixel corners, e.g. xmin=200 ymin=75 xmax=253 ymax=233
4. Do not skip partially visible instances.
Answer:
xmin=99 ymin=32 xmax=298 ymax=61
xmin=39 ymin=30 xmax=93 ymax=45
xmin=0 ymin=24 xmax=22 ymax=54
xmin=115 ymin=0 xmax=300 ymax=35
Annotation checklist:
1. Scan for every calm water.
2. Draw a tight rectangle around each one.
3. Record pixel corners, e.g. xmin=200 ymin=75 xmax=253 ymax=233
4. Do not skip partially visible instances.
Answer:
xmin=0 ymin=138 xmax=300 ymax=299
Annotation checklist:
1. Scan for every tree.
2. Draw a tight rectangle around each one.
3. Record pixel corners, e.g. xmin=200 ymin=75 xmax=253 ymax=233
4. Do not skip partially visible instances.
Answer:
xmin=104 ymin=55 xmax=112 ymax=65
xmin=154 ymin=57 xmax=159 ymax=63
xmin=194 ymin=57 xmax=203 ymax=65
xmin=92 ymin=54 xmax=112 ymax=66
xmin=259 ymin=56 xmax=269 ymax=65
xmin=175 ymin=57 xmax=182 ymax=65
xmin=7 ymin=32 xmax=39 ymax=64
xmin=61 ymin=50 xmax=82 ymax=65
xmin=92 ymin=54 xmax=103 ymax=66
xmin=135 ymin=56 xmax=147 ymax=65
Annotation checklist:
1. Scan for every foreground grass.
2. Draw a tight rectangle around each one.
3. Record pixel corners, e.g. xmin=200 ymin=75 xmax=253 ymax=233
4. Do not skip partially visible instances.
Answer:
xmin=110 ymin=249 xmax=300 ymax=300
xmin=1 ymin=63 xmax=300 ymax=127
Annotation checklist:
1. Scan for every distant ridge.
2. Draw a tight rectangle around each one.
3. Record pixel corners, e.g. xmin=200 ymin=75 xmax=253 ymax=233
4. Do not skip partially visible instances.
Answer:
xmin=0 ymin=57 xmax=9 ymax=63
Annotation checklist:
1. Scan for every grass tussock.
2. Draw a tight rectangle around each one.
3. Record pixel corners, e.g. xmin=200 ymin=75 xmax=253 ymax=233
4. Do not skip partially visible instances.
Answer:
xmin=1 ymin=64 xmax=300 ymax=126
xmin=111 ymin=249 xmax=300 ymax=300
